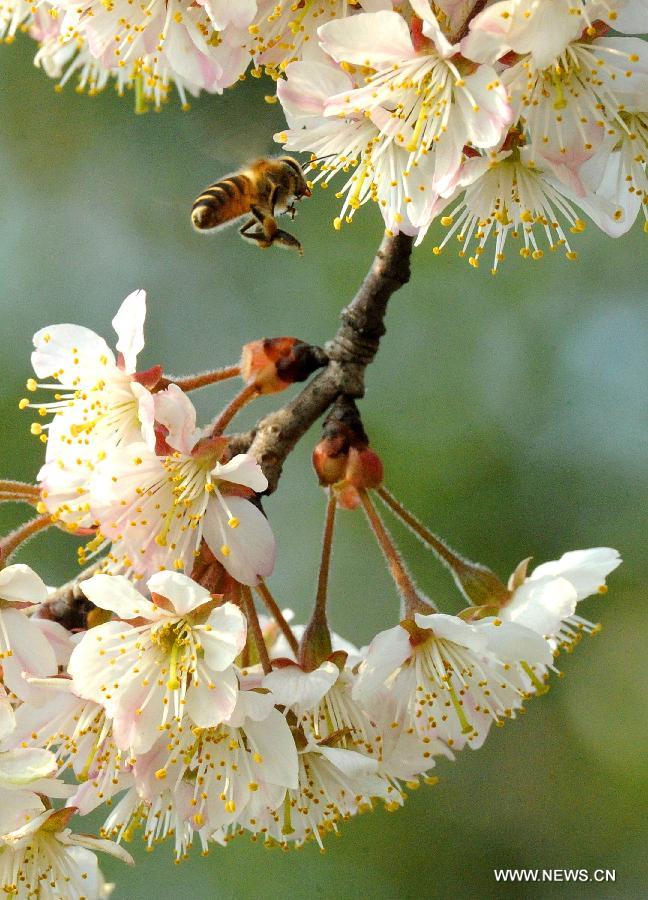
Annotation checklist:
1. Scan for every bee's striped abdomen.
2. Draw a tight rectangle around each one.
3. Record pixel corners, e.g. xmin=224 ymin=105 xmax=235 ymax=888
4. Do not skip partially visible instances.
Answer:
xmin=191 ymin=173 xmax=252 ymax=231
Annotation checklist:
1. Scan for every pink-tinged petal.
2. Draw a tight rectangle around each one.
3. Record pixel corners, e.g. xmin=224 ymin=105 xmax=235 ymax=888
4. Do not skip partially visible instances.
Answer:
xmin=0 ymin=688 xmax=16 ymax=742
xmin=318 ymin=12 xmax=415 ymax=68
xmin=263 ymin=661 xmax=339 ymax=712
xmin=503 ymin=575 xmax=578 ymax=637
xmin=146 ymin=570 xmax=212 ymax=617
xmin=478 ymin=620 xmax=553 ymax=666
xmin=0 ymin=788 xmax=44 ymax=834
xmin=409 ymin=0 xmax=457 ymax=57
xmin=31 ymin=324 xmax=115 ymax=381
xmin=530 ymin=548 xmax=622 ymax=601
xmin=131 ymin=381 xmax=156 ymax=450
xmin=353 ymin=624 xmax=413 ymax=705
xmin=111 ymin=676 xmax=167 ymax=754
xmin=29 ymin=619 xmax=75 ymax=667
xmin=81 ymin=574 xmax=160 ymax=620
xmin=202 ymin=0 xmax=256 ymax=29
xmin=0 ymin=564 xmax=48 ymax=604
xmin=277 ymin=60 xmax=352 ymax=124
xmin=461 ymin=1 xmax=516 ymax=64
xmin=0 ymin=610 xmax=58 ymax=702
xmin=3 ymin=688 xmax=81 ymax=751
xmin=185 ymin=665 xmax=238 ymax=729
xmin=214 ymin=454 xmax=268 ymax=492
xmin=197 ymin=603 xmax=247 ymax=671
xmin=0 ymin=747 xmax=57 ymax=785
xmin=460 ymin=65 xmax=512 ymax=147
xmin=202 ymin=495 xmax=276 ymax=586
xmin=245 ymin=708 xmax=299 ymax=790
xmin=111 ymin=290 xmax=146 ymax=374
xmin=68 ymin=621 xmax=140 ymax=707
xmin=154 ymin=384 xmax=200 ymax=454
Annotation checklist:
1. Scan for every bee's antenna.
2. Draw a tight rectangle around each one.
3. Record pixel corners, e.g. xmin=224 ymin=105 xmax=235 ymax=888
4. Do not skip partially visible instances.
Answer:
xmin=307 ymin=153 xmax=337 ymax=165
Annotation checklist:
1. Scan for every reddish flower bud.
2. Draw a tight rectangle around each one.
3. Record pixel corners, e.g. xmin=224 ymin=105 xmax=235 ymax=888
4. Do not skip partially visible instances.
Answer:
xmin=345 ymin=447 xmax=384 ymax=491
xmin=312 ymin=435 xmax=349 ymax=487
xmin=241 ymin=337 xmax=327 ymax=395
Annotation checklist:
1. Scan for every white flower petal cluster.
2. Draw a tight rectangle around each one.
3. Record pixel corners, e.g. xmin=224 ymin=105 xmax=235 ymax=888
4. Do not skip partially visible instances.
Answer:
xmin=24 ymin=292 xmax=276 ymax=587
xmin=273 ymin=0 xmax=648 ymax=270
xmin=0 ymin=543 xmax=619 ymax=868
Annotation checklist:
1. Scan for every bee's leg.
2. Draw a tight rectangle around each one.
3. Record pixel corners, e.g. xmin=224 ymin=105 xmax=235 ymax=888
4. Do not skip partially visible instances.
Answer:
xmin=273 ymin=229 xmax=304 ymax=256
xmin=250 ymin=203 xmax=302 ymax=254
xmin=239 ymin=217 xmax=263 ymax=242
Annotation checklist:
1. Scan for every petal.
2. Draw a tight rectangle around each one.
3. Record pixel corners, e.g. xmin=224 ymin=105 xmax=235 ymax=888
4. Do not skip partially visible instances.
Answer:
xmin=352 ymin=624 xmax=412 ymax=706
xmin=0 ymin=788 xmax=45 ymax=834
xmin=31 ymin=324 xmax=115 ymax=382
xmin=184 ymin=665 xmax=239 ymax=729
xmin=146 ymin=570 xmax=211 ymax=617
xmin=202 ymin=495 xmax=276 ymax=586
xmin=0 ymin=610 xmax=58 ymax=702
xmin=263 ymin=661 xmax=339 ymax=712
xmin=65 ymin=832 xmax=135 ymax=866
xmin=0 ymin=564 xmax=48 ymax=605
xmin=530 ymin=548 xmax=622 ymax=600
xmin=214 ymin=454 xmax=268 ymax=493
xmin=245 ymin=708 xmax=299 ymax=790
xmin=196 ymin=603 xmax=247 ymax=671
xmin=111 ymin=289 xmax=146 ymax=374
xmin=0 ymin=748 xmax=57 ymax=785
xmin=414 ymin=612 xmax=488 ymax=651
xmin=318 ymin=12 xmax=415 ymax=67
xmin=503 ymin=575 xmax=578 ymax=637
xmin=68 ymin=621 xmax=141 ymax=707
xmin=478 ymin=620 xmax=553 ymax=666
xmin=315 ymin=744 xmax=379 ymax=778
xmin=154 ymin=384 xmax=200 ymax=454
xmin=81 ymin=574 xmax=160 ymax=620
xmin=0 ymin=689 xmax=16 ymax=742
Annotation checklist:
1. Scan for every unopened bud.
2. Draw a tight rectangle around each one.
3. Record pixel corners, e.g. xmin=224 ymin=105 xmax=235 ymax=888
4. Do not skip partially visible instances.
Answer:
xmin=241 ymin=338 xmax=326 ymax=395
xmin=298 ymin=609 xmax=333 ymax=671
xmin=312 ymin=435 xmax=349 ymax=486
xmin=345 ymin=447 xmax=383 ymax=491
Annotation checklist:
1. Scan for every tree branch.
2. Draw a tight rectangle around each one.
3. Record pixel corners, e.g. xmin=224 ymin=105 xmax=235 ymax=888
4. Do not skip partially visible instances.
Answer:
xmin=231 ymin=232 xmax=413 ymax=492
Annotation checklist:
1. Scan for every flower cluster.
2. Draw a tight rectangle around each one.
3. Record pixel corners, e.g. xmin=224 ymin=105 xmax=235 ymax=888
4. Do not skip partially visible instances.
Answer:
xmin=0 ymin=292 xmax=622 ymax=893
xmin=4 ymin=1 xmax=646 ymax=269
xmin=275 ymin=0 xmax=648 ymax=269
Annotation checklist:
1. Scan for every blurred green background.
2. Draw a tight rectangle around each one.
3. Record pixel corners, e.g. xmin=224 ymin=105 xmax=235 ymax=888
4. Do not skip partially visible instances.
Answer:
xmin=1 ymin=39 xmax=647 ymax=900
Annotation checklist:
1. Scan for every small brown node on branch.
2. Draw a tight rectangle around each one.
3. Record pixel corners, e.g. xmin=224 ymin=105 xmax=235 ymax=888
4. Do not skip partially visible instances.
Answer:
xmin=240 ymin=337 xmax=327 ymax=395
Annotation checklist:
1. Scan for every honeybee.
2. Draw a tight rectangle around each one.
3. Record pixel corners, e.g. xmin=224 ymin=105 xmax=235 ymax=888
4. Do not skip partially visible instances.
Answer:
xmin=191 ymin=156 xmax=311 ymax=255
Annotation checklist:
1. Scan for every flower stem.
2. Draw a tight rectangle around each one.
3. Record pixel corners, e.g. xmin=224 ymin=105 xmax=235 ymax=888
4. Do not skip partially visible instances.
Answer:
xmin=210 ymin=383 xmax=259 ymax=436
xmin=0 ymin=514 xmax=52 ymax=564
xmin=359 ymin=489 xmax=434 ymax=618
xmin=256 ymin=579 xmax=299 ymax=657
xmin=299 ymin=491 xmax=335 ymax=668
xmin=0 ymin=481 xmax=40 ymax=502
xmin=377 ymin=485 xmax=467 ymax=573
xmin=241 ymin=584 xmax=272 ymax=675
xmin=166 ymin=366 xmax=241 ymax=393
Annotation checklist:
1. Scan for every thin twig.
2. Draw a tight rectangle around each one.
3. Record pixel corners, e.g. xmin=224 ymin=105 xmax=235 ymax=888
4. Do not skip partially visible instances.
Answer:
xmin=163 ymin=365 xmax=241 ymax=393
xmin=0 ymin=515 xmax=52 ymax=562
xmin=241 ymin=584 xmax=272 ymax=675
xmin=211 ymin=383 xmax=259 ymax=435
xmin=256 ymin=579 xmax=299 ymax=657
xmin=359 ymin=489 xmax=432 ymax=618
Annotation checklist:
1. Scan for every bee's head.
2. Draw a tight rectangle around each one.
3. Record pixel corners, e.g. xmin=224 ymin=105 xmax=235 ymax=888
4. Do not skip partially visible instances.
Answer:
xmin=280 ymin=156 xmax=312 ymax=198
